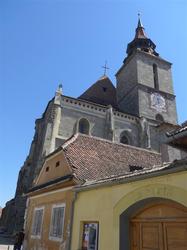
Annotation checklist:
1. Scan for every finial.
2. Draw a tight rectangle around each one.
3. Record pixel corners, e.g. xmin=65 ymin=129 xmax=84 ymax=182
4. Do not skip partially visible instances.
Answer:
xmin=137 ymin=12 xmax=143 ymax=28
xmin=58 ymin=83 xmax=63 ymax=92
xmin=55 ymin=83 xmax=63 ymax=95
xmin=102 ymin=61 xmax=110 ymax=76
xmin=54 ymin=83 xmax=63 ymax=104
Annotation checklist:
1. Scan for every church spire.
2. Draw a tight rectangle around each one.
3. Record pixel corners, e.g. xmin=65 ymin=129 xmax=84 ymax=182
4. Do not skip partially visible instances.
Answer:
xmin=135 ymin=13 xmax=147 ymax=39
xmin=125 ymin=15 xmax=159 ymax=60
xmin=137 ymin=13 xmax=143 ymax=28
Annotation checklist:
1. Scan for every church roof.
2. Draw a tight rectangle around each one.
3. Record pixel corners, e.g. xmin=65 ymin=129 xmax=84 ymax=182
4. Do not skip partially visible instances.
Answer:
xmin=62 ymin=134 xmax=162 ymax=182
xmin=78 ymin=75 xmax=117 ymax=108
xmin=135 ymin=15 xmax=147 ymax=39
xmin=166 ymin=121 xmax=187 ymax=150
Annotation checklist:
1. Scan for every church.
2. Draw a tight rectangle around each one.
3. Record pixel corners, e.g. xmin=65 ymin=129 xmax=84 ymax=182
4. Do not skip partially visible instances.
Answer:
xmin=1 ymin=16 xmax=187 ymax=250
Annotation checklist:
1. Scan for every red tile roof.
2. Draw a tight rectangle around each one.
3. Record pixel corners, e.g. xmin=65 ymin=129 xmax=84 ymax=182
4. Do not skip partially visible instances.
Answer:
xmin=166 ymin=122 xmax=187 ymax=137
xmin=63 ymin=134 xmax=162 ymax=181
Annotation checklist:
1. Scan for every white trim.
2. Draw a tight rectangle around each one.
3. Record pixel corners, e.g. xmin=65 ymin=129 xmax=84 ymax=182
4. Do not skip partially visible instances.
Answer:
xmin=31 ymin=206 xmax=45 ymax=239
xmin=49 ymin=203 xmax=66 ymax=242
xmin=23 ymin=198 xmax=30 ymax=230
xmin=29 ymin=186 xmax=73 ymax=199
xmin=44 ymin=150 xmax=63 ymax=161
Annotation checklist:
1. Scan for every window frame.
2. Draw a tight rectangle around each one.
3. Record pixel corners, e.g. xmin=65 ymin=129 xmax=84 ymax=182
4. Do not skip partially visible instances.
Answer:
xmin=49 ymin=203 xmax=66 ymax=242
xmin=31 ymin=206 xmax=44 ymax=239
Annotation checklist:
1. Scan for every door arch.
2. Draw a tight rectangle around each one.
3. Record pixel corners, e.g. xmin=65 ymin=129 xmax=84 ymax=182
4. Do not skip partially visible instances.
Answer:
xmin=131 ymin=200 xmax=187 ymax=250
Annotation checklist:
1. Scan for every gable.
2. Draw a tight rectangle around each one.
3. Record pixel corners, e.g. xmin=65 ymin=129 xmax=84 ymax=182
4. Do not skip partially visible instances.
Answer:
xmin=78 ymin=76 xmax=117 ymax=107
xmin=35 ymin=151 xmax=72 ymax=186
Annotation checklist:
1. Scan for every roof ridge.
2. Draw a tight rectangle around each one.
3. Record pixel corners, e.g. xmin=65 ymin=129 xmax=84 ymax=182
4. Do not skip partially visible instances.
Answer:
xmin=62 ymin=133 xmax=79 ymax=149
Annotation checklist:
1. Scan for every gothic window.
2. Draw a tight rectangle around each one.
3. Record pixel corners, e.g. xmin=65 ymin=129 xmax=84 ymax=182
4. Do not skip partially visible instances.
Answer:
xmin=78 ymin=118 xmax=90 ymax=135
xmin=49 ymin=204 xmax=65 ymax=240
xmin=120 ymin=131 xmax=131 ymax=145
xmin=155 ymin=114 xmax=164 ymax=122
xmin=120 ymin=135 xmax=129 ymax=145
xmin=153 ymin=64 xmax=159 ymax=90
xmin=31 ymin=207 xmax=44 ymax=238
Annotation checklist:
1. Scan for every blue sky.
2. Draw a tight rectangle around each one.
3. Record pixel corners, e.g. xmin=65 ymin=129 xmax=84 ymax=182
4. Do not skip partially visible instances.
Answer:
xmin=0 ymin=0 xmax=187 ymax=207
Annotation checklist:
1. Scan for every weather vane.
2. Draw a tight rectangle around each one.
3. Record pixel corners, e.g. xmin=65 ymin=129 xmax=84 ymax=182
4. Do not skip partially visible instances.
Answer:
xmin=102 ymin=61 xmax=109 ymax=76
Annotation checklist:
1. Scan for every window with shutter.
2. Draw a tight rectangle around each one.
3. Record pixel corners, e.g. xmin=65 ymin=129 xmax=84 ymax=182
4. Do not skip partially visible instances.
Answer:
xmin=49 ymin=204 xmax=65 ymax=241
xmin=31 ymin=207 xmax=44 ymax=238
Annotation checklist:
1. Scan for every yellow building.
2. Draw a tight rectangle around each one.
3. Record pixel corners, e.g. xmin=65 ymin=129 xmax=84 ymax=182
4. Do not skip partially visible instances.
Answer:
xmin=24 ymin=124 xmax=187 ymax=250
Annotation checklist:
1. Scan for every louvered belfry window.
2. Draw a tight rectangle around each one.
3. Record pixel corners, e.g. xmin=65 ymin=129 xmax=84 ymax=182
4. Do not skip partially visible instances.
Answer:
xmin=31 ymin=207 xmax=44 ymax=237
xmin=49 ymin=204 xmax=65 ymax=240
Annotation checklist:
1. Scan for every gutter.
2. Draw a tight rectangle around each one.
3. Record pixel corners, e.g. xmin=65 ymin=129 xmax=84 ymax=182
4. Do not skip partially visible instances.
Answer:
xmin=74 ymin=163 xmax=187 ymax=192
xmin=166 ymin=130 xmax=187 ymax=142
xmin=26 ymin=174 xmax=73 ymax=195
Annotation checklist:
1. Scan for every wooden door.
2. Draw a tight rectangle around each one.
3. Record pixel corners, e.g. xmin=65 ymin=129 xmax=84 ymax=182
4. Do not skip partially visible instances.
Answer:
xmin=130 ymin=202 xmax=187 ymax=250
xmin=139 ymin=222 xmax=163 ymax=250
xmin=131 ymin=222 xmax=163 ymax=250
xmin=163 ymin=222 xmax=187 ymax=250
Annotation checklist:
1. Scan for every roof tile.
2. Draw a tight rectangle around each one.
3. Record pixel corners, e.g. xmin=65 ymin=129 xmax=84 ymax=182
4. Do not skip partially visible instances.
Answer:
xmin=63 ymin=134 xmax=162 ymax=181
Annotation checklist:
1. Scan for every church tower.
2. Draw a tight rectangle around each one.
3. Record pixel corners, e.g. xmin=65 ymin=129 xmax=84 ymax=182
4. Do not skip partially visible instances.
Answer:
xmin=116 ymin=16 xmax=178 ymax=125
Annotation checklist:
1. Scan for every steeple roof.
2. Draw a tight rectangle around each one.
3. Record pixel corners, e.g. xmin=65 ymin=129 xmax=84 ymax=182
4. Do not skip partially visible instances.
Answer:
xmin=135 ymin=16 xmax=147 ymax=39
xmin=78 ymin=75 xmax=117 ymax=108
xmin=126 ymin=15 xmax=159 ymax=59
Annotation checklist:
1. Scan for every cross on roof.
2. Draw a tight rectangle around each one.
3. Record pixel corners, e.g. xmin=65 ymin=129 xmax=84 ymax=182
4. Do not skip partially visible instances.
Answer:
xmin=102 ymin=61 xmax=109 ymax=76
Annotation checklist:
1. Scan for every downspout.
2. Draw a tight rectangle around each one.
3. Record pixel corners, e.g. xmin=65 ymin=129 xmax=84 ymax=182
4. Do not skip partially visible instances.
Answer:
xmin=67 ymin=191 xmax=78 ymax=250
xmin=22 ymin=196 xmax=29 ymax=250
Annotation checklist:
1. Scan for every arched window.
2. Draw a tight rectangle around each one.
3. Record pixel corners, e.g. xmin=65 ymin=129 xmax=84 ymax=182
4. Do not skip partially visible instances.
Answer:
xmin=120 ymin=131 xmax=131 ymax=145
xmin=78 ymin=118 xmax=90 ymax=135
xmin=155 ymin=114 xmax=164 ymax=122
xmin=120 ymin=135 xmax=129 ymax=145
xmin=153 ymin=64 xmax=159 ymax=90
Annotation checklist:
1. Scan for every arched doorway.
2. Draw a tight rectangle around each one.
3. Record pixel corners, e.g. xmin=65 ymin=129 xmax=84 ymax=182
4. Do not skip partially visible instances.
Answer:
xmin=130 ymin=200 xmax=187 ymax=250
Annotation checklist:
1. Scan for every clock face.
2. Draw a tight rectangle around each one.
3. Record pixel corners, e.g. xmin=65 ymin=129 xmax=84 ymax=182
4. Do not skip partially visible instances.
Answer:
xmin=150 ymin=93 xmax=166 ymax=112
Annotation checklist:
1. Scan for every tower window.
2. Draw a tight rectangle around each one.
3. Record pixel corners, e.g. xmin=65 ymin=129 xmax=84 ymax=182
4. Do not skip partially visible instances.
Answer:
xmin=155 ymin=114 xmax=164 ymax=122
xmin=78 ymin=118 xmax=90 ymax=135
xmin=153 ymin=64 xmax=159 ymax=90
